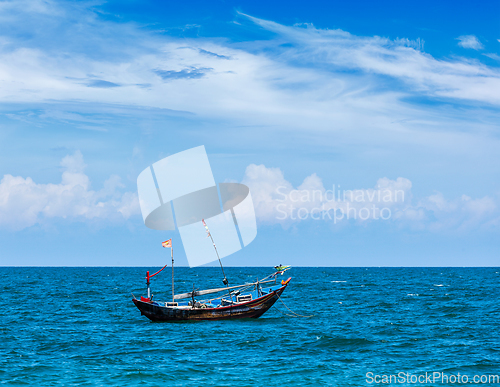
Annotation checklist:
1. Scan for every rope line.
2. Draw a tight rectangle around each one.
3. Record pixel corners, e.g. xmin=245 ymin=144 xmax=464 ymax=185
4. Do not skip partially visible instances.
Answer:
xmin=275 ymin=293 xmax=315 ymax=318
xmin=274 ymin=303 xmax=297 ymax=318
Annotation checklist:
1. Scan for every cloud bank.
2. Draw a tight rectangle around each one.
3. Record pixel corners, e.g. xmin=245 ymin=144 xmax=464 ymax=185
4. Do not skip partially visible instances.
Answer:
xmin=1 ymin=157 xmax=497 ymax=234
xmin=0 ymin=151 xmax=140 ymax=231
xmin=242 ymin=164 xmax=499 ymax=233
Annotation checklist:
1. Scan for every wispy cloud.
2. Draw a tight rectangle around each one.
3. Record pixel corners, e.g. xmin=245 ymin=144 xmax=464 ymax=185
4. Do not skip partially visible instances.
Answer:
xmin=0 ymin=4 xmax=498 ymax=133
xmin=484 ymin=53 xmax=500 ymax=61
xmin=456 ymin=35 xmax=484 ymax=50
xmin=240 ymin=14 xmax=499 ymax=105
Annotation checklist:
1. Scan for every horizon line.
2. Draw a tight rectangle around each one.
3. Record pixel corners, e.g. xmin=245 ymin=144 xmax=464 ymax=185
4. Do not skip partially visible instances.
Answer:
xmin=0 ymin=266 xmax=498 ymax=268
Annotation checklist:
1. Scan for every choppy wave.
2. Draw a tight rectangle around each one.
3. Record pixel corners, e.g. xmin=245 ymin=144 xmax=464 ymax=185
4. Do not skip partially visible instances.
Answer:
xmin=0 ymin=267 xmax=499 ymax=385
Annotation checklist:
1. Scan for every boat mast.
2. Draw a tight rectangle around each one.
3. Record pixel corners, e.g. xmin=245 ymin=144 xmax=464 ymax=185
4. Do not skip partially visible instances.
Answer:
xmin=161 ymin=239 xmax=174 ymax=303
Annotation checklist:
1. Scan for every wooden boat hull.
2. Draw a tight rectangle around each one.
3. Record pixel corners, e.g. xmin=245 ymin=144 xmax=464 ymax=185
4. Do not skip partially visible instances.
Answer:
xmin=132 ymin=283 xmax=288 ymax=322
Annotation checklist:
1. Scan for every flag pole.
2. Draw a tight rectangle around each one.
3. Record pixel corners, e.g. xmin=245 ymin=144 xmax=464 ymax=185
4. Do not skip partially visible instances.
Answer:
xmin=171 ymin=244 xmax=174 ymax=303
xmin=162 ymin=239 xmax=174 ymax=304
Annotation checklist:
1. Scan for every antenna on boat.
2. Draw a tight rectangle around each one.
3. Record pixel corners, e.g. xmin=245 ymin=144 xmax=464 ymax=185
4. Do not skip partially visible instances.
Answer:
xmin=146 ymin=271 xmax=151 ymax=299
xmin=145 ymin=262 xmax=168 ymax=301
xmin=202 ymin=219 xmax=232 ymax=302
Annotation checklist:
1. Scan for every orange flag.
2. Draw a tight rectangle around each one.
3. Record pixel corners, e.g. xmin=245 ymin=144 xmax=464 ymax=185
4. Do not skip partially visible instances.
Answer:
xmin=162 ymin=239 xmax=172 ymax=248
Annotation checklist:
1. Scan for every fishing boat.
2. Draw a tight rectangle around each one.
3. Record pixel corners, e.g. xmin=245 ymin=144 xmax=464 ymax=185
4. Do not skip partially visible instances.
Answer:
xmin=132 ymin=269 xmax=291 ymax=322
xmin=132 ymin=220 xmax=292 ymax=322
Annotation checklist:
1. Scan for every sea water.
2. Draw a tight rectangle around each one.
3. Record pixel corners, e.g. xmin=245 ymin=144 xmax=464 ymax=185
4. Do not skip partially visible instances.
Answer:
xmin=1 ymin=267 xmax=499 ymax=386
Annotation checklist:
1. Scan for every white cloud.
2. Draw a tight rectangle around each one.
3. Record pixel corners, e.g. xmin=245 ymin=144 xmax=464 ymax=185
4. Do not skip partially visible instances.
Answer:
xmin=484 ymin=53 xmax=500 ymax=61
xmin=457 ymin=35 xmax=484 ymax=50
xmin=0 ymin=4 xmax=498 ymax=137
xmin=243 ymin=164 xmax=412 ymax=226
xmin=407 ymin=193 xmax=498 ymax=232
xmin=0 ymin=151 xmax=140 ymax=231
xmin=0 ymin=4 xmax=498 ymax=235
xmin=241 ymin=164 xmax=294 ymax=224
xmin=243 ymin=164 xmax=500 ymax=232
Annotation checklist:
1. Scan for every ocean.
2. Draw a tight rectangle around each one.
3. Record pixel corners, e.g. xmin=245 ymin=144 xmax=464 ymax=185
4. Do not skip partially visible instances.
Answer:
xmin=1 ymin=267 xmax=499 ymax=386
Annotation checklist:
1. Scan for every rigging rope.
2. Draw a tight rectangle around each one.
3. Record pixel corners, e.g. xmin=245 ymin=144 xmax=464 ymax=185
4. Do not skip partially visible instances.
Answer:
xmin=273 ymin=303 xmax=297 ymax=318
xmin=275 ymin=293 xmax=315 ymax=318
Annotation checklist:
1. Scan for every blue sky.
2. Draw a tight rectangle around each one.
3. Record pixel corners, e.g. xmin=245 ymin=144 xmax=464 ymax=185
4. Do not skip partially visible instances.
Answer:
xmin=0 ymin=0 xmax=499 ymax=267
